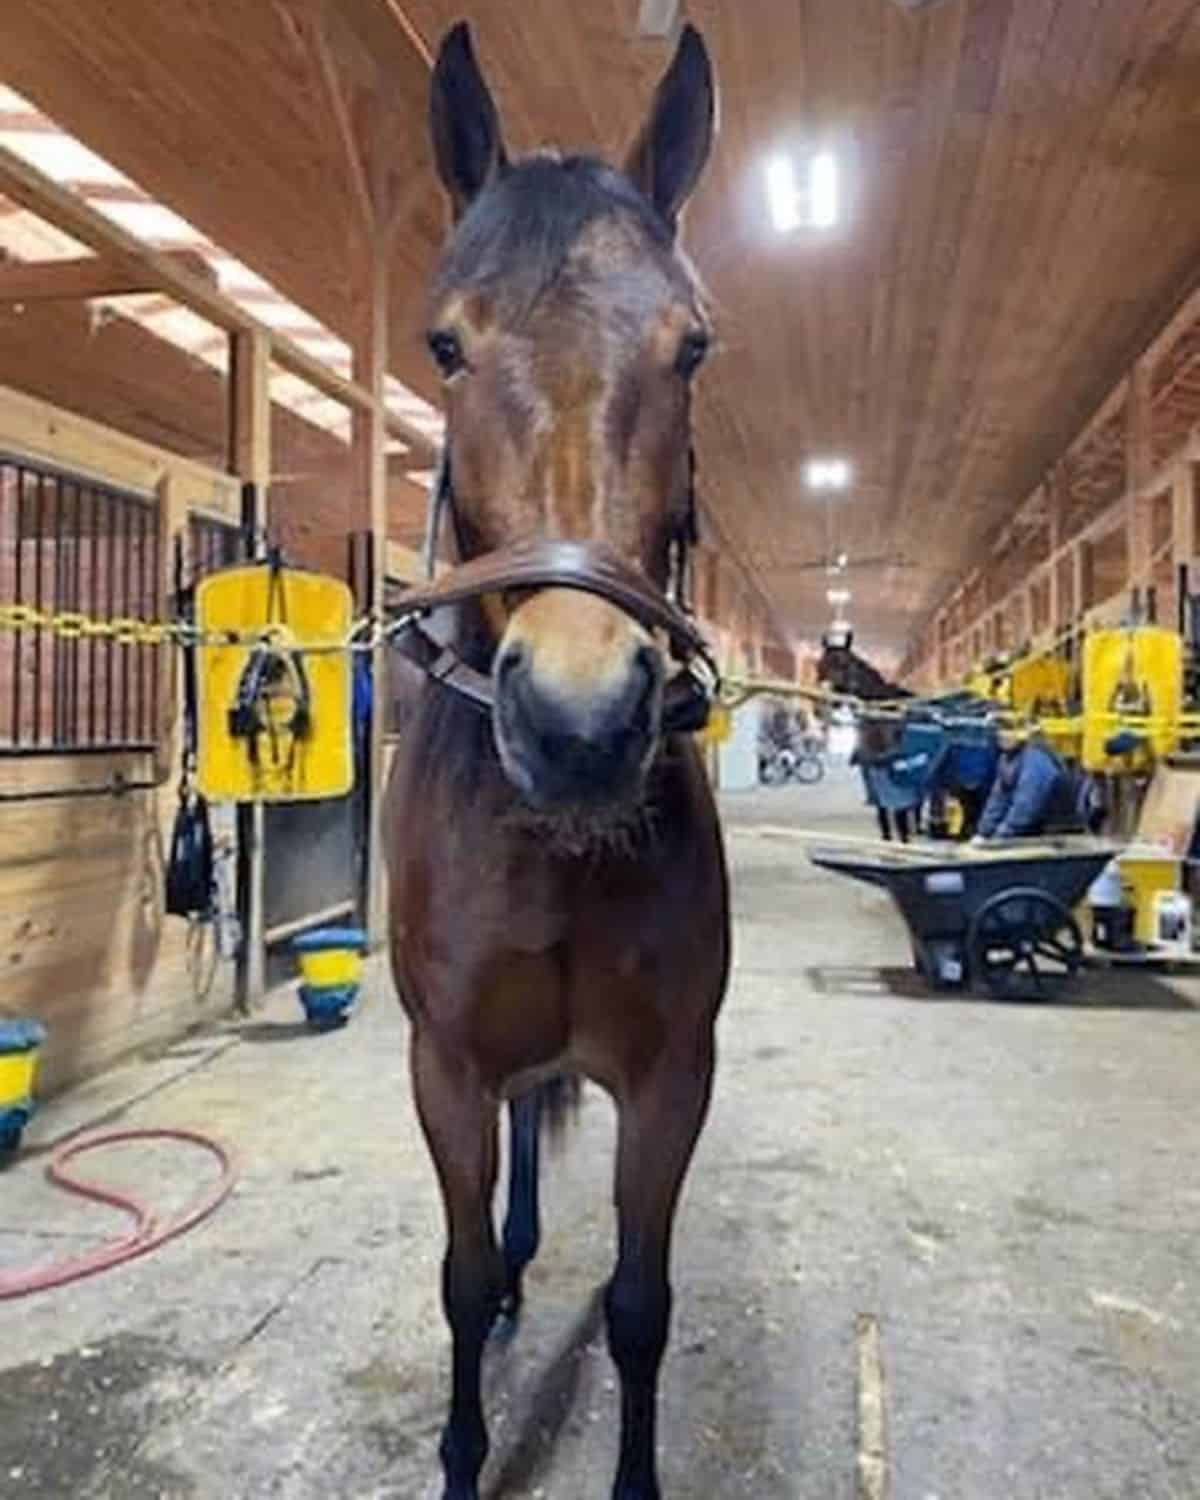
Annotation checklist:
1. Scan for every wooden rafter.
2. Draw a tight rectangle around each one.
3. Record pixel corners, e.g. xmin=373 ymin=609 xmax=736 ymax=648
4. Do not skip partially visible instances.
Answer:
xmin=0 ymin=248 xmax=214 ymax=302
xmin=0 ymin=140 xmax=436 ymax=460
xmin=294 ymin=0 xmax=376 ymax=242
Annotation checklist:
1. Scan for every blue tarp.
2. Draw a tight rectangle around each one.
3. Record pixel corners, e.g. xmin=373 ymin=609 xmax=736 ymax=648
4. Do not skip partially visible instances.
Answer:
xmin=860 ymin=718 xmax=999 ymax=812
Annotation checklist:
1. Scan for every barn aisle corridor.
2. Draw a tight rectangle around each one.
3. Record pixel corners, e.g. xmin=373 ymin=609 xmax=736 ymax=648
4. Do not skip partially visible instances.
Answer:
xmin=3 ymin=772 xmax=1198 ymax=1500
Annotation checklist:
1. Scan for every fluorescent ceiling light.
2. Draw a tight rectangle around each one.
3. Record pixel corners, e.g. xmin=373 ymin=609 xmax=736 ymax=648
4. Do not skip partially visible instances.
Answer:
xmin=253 ymin=300 xmax=321 ymax=332
xmin=766 ymin=157 xmax=801 ymax=233
xmin=805 ymin=458 xmax=851 ymax=489
xmin=767 ymin=152 xmax=839 ymax=232
xmin=293 ymin=333 xmax=352 ymax=366
xmin=0 ymin=131 xmax=128 ymax=187
xmin=810 ymin=153 xmax=839 ymax=229
xmin=827 ymin=587 xmax=851 ymax=605
xmin=90 ymin=198 xmax=199 ymax=243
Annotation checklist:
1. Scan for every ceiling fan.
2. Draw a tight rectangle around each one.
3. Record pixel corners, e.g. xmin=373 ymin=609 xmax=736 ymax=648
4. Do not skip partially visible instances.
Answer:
xmin=783 ymin=549 xmax=920 ymax=574
xmin=766 ymin=487 xmax=919 ymax=574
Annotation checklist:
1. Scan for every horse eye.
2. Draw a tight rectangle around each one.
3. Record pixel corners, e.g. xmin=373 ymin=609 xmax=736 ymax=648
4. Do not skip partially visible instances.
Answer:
xmin=675 ymin=331 xmax=710 ymax=379
xmin=427 ymin=329 xmax=466 ymax=377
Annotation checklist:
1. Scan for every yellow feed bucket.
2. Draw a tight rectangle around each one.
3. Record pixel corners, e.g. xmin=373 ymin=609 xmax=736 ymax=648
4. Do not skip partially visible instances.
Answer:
xmin=297 ymin=947 xmax=363 ymax=989
xmin=0 ymin=1049 xmax=36 ymax=1109
xmin=1118 ymin=849 xmax=1181 ymax=946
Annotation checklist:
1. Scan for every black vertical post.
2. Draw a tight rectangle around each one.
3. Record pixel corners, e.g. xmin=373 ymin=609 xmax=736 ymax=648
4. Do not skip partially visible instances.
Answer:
xmin=357 ymin=529 xmax=375 ymax=925
xmin=235 ymin=480 xmax=260 ymax=1011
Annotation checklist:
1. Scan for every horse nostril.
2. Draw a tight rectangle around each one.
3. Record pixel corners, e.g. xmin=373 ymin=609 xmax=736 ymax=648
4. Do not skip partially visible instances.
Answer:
xmin=631 ymin=645 xmax=662 ymax=722
xmin=634 ymin=644 xmax=659 ymax=683
xmin=496 ymin=643 xmax=526 ymax=688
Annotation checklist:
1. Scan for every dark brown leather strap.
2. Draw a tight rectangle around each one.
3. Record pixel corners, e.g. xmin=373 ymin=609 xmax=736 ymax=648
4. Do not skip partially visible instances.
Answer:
xmin=389 ymin=537 xmax=711 ymax=666
xmin=393 ymin=619 xmax=714 ymax=731
xmin=391 ymin=623 xmax=494 ymax=709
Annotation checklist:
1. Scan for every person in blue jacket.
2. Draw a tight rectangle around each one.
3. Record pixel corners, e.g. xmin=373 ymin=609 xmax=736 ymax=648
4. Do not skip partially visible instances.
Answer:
xmin=972 ymin=719 xmax=1077 ymax=842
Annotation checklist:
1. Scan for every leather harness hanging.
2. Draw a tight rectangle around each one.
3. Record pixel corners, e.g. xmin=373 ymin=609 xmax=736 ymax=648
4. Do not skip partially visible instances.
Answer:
xmin=388 ymin=456 xmax=717 ymax=734
xmin=226 ymin=555 xmax=314 ymax=773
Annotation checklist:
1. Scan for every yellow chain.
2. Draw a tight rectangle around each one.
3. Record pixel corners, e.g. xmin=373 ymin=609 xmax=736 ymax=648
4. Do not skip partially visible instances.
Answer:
xmin=0 ymin=602 xmax=386 ymax=653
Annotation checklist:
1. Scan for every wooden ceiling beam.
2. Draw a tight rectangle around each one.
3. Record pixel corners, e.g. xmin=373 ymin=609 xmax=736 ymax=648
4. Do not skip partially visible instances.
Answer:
xmin=0 ymin=248 xmax=215 ymax=302
xmin=0 ymin=141 xmax=435 ymax=460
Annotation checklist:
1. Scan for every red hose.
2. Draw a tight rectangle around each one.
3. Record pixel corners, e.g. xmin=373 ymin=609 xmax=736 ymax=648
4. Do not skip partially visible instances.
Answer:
xmin=0 ymin=1127 xmax=237 ymax=1300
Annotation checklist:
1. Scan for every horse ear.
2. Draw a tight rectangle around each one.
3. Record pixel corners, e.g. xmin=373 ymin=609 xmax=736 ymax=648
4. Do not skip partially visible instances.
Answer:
xmin=624 ymin=24 xmax=716 ymax=234
xmin=430 ymin=23 xmax=508 ymax=219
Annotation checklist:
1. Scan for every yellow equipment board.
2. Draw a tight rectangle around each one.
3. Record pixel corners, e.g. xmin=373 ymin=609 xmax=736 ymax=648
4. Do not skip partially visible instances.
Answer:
xmin=195 ymin=564 xmax=354 ymax=802
xmin=1081 ymin=626 xmax=1183 ymax=773
xmin=1010 ymin=655 xmax=1071 ymax=716
xmin=697 ymin=703 xmax=732 ymax=746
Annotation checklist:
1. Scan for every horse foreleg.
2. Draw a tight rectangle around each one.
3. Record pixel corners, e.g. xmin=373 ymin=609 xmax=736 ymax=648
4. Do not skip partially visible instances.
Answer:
xmin=412 ymin=1033 xmax=502 ymax=1500
xmin=499 ymin=1090 xmax=541 ymax=1325
xmin=607 ymin=1037 xmax=715 ymax=1500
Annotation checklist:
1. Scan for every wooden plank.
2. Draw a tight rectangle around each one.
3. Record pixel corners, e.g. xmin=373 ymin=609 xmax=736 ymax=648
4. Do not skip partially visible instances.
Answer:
xmin=0 ymin=249 xmax=214 ymax=302
xmin=0 ymin=381 xmax=239 ymax=514
xmin=1175 ymin=462 xmax=1199 ymax=569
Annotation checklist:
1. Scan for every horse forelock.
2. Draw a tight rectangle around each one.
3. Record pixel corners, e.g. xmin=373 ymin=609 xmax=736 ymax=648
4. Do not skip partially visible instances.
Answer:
xmin=433 ymin=153 xmax=700 ymax=320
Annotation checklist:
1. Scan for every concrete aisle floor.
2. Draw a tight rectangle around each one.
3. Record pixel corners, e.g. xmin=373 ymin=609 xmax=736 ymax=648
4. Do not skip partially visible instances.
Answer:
xmin=3 ymin=766 xmax=1200 ymax=1500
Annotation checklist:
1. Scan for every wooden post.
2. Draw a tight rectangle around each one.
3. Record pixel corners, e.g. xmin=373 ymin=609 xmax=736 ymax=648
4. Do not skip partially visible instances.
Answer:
xmin=351 ymin=255 xmax=389 ymax=947
xmin=1127 ymin=360 xmax=1154 ymax=598
xmin=1174 ymin=462 xmax=1198 ymax=569
xmin=1046 ymin=469 xmax=1065 ymax=628
xmin=155 ymin=472 xmax=188 ymax=784
xmin=228 ymin=327 xmax=272 ymax=1008
xmin=1073 ymin=541 xmax=1089 ymax=622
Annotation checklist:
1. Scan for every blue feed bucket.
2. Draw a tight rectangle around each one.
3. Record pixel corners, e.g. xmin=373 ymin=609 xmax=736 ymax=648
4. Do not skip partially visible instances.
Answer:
xmin=291 ymin=928 xmax=368 ymax=1030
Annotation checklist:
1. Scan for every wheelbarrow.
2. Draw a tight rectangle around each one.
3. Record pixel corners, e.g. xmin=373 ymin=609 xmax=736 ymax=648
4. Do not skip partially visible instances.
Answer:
xmin=807 ymin=838 xmax=1117 ymax=1000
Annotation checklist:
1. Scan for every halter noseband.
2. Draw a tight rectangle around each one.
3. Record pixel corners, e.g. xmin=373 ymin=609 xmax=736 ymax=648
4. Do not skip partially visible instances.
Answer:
xmin=388 ymin=453 xmax=716 ymax=734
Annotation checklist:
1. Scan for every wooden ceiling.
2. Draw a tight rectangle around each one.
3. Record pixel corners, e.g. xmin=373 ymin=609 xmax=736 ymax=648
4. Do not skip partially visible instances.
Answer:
xmin=7 ymin=0 xmax=1200 ymax=654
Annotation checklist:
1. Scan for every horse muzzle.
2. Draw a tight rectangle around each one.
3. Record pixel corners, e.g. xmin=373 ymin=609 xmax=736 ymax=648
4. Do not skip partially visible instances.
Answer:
xmin=493 ymin=635 xmax=663 ymax=809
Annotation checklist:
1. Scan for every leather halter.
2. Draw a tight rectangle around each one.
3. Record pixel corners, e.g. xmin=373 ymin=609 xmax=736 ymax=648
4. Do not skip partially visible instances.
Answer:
xmin=387 ymin=457 xmax=717 ymax=733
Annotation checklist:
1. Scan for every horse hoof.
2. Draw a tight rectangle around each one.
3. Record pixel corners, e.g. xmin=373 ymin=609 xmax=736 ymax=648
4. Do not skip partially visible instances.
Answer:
xmin=491 ymin=1305 xmax=521 ymax=1345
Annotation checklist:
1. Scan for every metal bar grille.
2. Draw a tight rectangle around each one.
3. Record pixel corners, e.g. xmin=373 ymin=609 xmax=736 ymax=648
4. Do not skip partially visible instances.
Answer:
xmin=0 ymin=454 xmax=161 ymax=752
xmin=187 ymin=513 xmax=242 ymax=584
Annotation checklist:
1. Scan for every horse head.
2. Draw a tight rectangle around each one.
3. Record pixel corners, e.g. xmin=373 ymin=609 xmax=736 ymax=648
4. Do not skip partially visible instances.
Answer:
xmin=426 ymin=23 xmax=715 ymax=813
xmin=816 ymin=629 xmax=856 ymax=694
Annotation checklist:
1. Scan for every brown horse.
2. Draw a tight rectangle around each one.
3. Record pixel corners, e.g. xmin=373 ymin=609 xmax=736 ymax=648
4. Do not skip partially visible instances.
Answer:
xmin=383 ymin=23 xmax=729 ymax=1500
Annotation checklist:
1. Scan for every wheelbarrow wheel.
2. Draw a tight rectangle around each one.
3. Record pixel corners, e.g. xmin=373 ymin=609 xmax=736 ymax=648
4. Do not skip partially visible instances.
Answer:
xmin=968 ymin=887 xmax=1083 ymax=1001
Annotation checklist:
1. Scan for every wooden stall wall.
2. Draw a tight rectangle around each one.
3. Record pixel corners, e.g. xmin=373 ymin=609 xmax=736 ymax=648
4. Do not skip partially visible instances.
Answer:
xmin=0 ymin=383 xmax=241 ymax=1092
